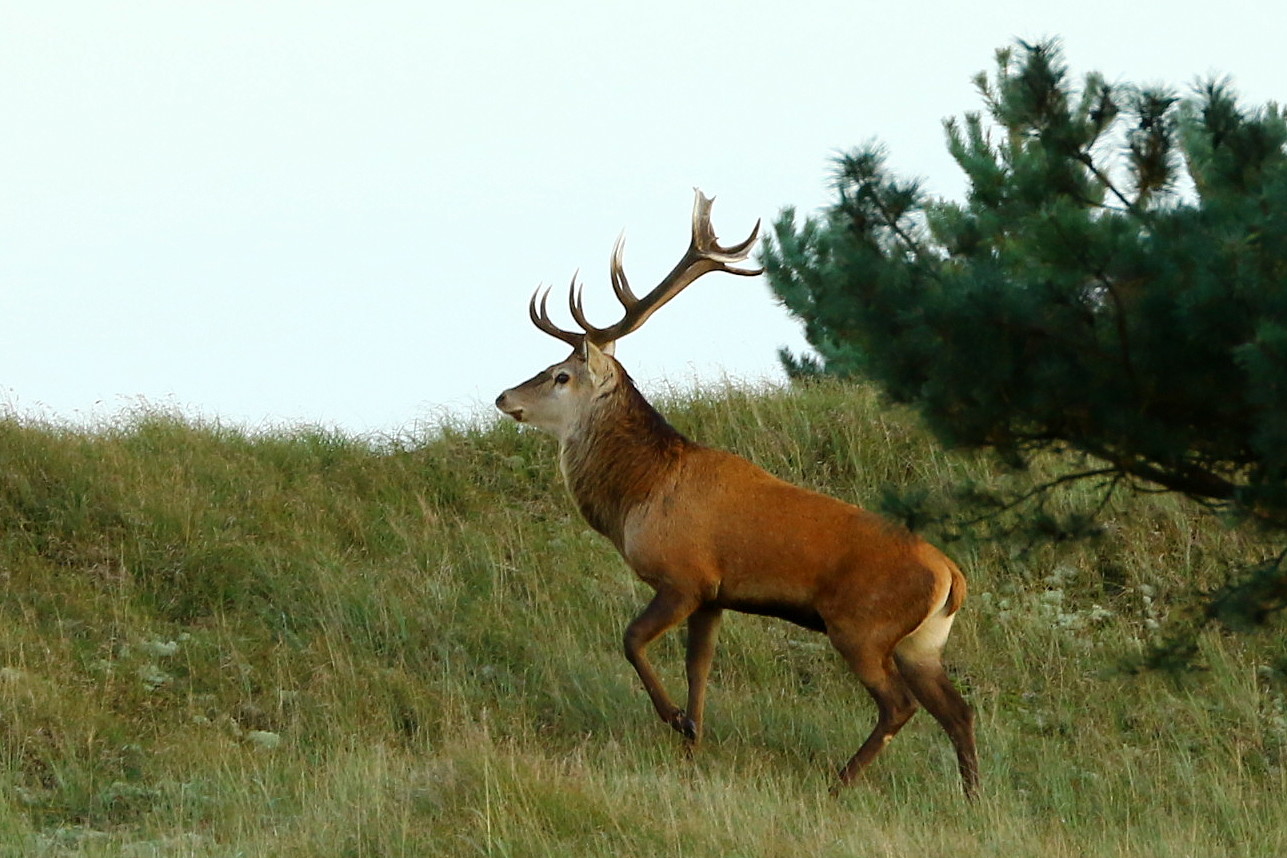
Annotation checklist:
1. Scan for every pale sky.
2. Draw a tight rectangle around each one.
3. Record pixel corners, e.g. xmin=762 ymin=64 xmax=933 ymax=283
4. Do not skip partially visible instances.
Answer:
xmin=3 ymin=1 xmax=1283 ymax=433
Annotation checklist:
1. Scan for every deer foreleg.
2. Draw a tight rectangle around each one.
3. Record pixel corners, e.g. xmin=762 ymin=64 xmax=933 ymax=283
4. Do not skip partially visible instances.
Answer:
xmin=683 ymin=604 xmax=723 ymax=747
xmin=624 ymin=590 xmax=701 ymax=739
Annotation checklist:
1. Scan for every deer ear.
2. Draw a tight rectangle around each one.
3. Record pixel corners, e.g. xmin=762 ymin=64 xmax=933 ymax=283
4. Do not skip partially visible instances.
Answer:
xmin=578 ymin=339 xmax=616 ymax=360
xmin=581 ymin=340 xmax=616 ymax=380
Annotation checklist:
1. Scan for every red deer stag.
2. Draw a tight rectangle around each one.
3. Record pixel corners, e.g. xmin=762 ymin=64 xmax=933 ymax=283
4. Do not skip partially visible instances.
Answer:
xmin=495 ymin=190 xmax=978 ymax=797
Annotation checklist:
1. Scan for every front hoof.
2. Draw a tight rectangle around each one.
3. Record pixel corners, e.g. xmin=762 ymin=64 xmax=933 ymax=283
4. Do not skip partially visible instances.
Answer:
xmin=668 ymin=710 xmax=698 ymax=741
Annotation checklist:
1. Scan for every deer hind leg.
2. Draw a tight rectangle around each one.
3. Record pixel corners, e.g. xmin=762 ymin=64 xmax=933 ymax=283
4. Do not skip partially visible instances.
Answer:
xmin=828 ymin=631 xmax=919 ymax=790
xmin=624 ymin=589 xmax=702 ymax=739
xmin=682 ymin=604 xmax=723 ymax=748
xmin=893 ymin=648 xmax=979 ymax=799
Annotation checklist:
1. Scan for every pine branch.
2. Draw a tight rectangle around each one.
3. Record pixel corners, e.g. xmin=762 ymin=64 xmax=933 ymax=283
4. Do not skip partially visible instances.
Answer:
xmin=1075 ymin=150 xmax=1150 ymax=220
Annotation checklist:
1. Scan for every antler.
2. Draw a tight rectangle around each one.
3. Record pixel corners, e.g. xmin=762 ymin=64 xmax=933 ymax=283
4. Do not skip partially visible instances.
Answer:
xmin=527 ymin=189 xmax=761 ymax=351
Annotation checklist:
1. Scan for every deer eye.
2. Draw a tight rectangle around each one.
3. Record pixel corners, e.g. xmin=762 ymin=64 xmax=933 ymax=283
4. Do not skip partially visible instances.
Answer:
xmin=554 ymin=371 xmax=570 ymax=385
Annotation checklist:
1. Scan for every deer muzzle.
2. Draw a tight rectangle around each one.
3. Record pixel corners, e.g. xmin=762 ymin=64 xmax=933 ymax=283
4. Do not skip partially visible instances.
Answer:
xmin=495 ymin=391 xmax=525 ymax=422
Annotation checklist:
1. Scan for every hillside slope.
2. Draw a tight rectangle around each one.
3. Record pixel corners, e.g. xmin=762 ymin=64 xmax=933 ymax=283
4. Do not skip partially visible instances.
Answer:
xmin=1 ymin=383 xmax=1284 ymax=856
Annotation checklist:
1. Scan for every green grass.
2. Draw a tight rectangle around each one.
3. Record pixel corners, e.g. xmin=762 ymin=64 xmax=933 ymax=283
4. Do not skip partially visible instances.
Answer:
xmin=0 ymin=382 xmax=1284 ymax=856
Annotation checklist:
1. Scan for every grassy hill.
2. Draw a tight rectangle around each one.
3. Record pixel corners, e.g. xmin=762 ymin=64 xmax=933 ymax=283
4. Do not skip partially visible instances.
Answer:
xmin=1 ymin=382 xmax=1284 ymax=856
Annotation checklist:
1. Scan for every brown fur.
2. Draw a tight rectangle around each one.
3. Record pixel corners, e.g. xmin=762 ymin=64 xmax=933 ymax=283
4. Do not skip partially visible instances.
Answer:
xmin=560 ymin=377 xmax=686 ymax=548
xmin=498 ymin=348 xmax=979 ymax=797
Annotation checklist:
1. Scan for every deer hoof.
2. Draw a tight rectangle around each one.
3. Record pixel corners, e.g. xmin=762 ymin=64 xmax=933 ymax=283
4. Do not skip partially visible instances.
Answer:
xmin=668 ymin=711 xmax=698 ymax=741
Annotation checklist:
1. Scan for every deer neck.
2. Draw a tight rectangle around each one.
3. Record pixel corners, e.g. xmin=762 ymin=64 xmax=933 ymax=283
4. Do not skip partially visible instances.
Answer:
xmin=557 ymin=376 xmax=687 ymax=547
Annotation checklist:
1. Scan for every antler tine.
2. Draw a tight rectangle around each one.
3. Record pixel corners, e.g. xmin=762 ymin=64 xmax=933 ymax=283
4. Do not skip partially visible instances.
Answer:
xmin=568 ymin=273 xmax=611 ymax=339
xmin=609 ymin=232 xmax=640 ymax=309
xmin=713 ymin=217 xmax=763 ymax=267
xmin=565 ymin=236 xmax=644 ymax=344
xmin=689 ymin=190 xmax=764 ymax=273
xmin=528 ymin=284 xmax=584 ymax=349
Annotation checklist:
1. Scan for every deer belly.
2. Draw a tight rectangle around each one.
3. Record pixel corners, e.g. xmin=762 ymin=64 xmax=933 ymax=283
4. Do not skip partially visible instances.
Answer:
xmin=713 ymin=564 xmax=828 ymax=631
xmin=715 ymin=592 xmax=827 ymax=632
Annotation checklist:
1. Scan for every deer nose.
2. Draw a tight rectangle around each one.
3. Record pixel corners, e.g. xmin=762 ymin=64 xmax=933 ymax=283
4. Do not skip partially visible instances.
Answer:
xmin=495 ymin=392 xmax=524 ymax=421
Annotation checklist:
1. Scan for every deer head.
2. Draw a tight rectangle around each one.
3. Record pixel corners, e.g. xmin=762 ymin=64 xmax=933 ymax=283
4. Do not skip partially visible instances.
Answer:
xmin=495 ymin=190 xmax=761 ymax=437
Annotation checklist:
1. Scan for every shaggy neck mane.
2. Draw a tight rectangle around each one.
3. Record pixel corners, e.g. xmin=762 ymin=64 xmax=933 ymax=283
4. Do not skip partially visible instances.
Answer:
xmin=559 ymin=372 xmax=688 ymax=547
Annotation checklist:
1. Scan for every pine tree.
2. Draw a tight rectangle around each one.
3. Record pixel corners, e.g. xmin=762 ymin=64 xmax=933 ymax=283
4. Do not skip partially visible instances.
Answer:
xmin=763 ymin=40 xmax=1287 ymax=626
